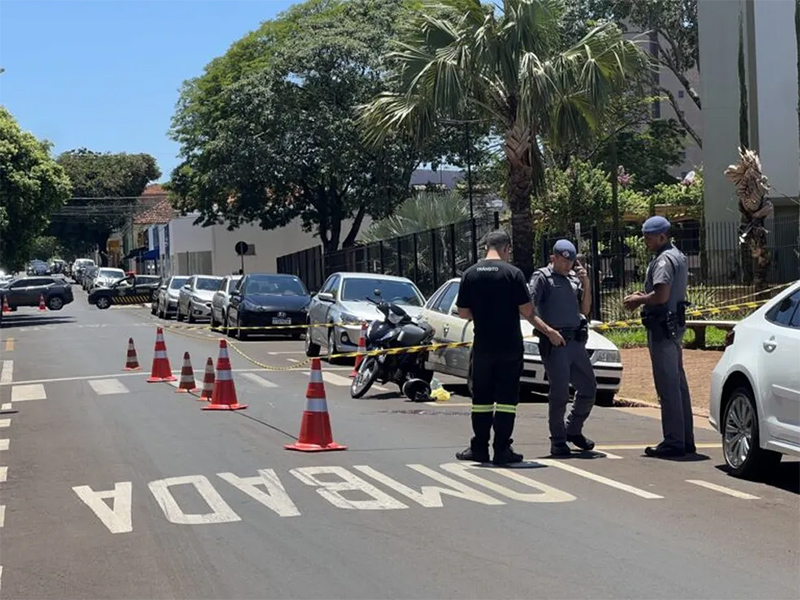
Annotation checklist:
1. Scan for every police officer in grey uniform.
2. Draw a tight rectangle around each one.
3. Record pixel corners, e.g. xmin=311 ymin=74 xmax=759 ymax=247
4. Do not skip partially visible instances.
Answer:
xmin=529 ymin=239 xmax=597 ymax=456
xmin=624 ymin=216 xmax=695 ymax=458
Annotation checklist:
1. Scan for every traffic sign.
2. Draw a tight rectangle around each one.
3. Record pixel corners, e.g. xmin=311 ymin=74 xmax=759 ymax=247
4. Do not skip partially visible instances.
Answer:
xmin=235 ymin=241 xmax=249 ymax=256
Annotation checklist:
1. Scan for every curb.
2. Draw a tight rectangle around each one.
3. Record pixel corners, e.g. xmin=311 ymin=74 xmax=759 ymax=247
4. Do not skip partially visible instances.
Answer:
xmin=614 ymin=395 xmax=710 ymax=419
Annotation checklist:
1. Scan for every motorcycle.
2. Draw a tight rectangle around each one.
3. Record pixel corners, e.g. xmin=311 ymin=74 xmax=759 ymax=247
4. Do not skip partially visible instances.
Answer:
xmin=350 ymin=297 xmax=435 ymax=401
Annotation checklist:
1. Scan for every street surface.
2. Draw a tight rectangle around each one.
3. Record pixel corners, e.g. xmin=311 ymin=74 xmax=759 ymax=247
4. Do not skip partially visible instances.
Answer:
xmin=0 ymin=286 xmax=798 ymax=599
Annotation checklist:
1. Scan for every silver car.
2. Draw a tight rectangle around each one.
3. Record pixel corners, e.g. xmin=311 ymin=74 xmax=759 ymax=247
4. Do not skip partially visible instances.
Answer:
xmin=305 ymin=272 xmax=426 ymax=360
xmin=156 ymin=276 xmax=190 ymax=319
xmin=210 ymin=275 xmax=242 ymax=331
xmin=177 ymin=275 xmax=223 ymax=323
xmin=91 ymin=267 xmax=126 ymax=290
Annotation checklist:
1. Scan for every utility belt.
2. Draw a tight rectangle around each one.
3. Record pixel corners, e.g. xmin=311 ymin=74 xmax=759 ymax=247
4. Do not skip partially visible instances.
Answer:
xmin=535 ymin=318 xmax=589 ymax=359
xmin=641 ymin=301 xmax=690 ymax=342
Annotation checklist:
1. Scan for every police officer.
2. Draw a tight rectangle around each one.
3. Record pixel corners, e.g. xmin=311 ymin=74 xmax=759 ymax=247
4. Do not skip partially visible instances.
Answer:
xmin=623 ymin=216 xmax=695 ymax=457
xmin=455 ymin=230 xmax=540 ymax=466
xmin=529 ymin=240 xmax=597 ymax=456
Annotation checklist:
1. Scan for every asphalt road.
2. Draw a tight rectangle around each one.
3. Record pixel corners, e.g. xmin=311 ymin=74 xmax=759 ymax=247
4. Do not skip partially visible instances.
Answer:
xmin=0 ymin=287 xmax=798 ymax=599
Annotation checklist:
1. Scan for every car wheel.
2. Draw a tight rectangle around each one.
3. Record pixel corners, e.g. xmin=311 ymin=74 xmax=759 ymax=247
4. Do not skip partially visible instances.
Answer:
xmin=47 ymin=296 xmax=64 ymax=311
xmin=305 ymin=325 xmax=321 ymax=357
xmin=95 ymin=296 xmax=110 ymax=310
xmin=327 ymin=328 xmax=342 ymax=364
xmin=722 ymin=386 xmax=782 ymax=479
xmin=595 ymin=392 xmax=615 ymax=407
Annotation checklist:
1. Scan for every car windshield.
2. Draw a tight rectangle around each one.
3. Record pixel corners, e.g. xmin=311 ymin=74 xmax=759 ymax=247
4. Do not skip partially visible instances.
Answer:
xmin=170 ymin=277 xmax=189 ymax=289
xmin=341 ymin=278 xmax=423 ymax=306
xmin=196 ymin=277 xmax=221 ymax=291
xmin=245 ymin=275 xmax=307 ymax=296
xmin=99 ymin=269 xmax=124 ymax=278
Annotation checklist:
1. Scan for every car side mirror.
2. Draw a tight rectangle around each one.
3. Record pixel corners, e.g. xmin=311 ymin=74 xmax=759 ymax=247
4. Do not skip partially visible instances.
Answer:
xmin=450 ymin=305 xmax=459 ymax=316
xmin=317 ymin=292 xmax=335 ymax=303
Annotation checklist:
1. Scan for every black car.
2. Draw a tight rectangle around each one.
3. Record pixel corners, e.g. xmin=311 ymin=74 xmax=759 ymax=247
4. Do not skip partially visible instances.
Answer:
xmin=226 ymin=273 xmax=311 ymax=340
xmin=88 ymin=275 xmax=162 ymax=309
xmin=0 ymin=276 xmax=74 ymax=311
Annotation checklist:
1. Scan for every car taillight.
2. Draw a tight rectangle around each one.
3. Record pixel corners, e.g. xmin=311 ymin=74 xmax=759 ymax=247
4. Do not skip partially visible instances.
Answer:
xmin=724 ymin=329 xmax=735 ymax=348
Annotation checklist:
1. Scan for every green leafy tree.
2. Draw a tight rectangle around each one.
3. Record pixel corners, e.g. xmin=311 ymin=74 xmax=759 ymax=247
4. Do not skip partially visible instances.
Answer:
xmin=49 ymin=149 xmax=161 ymax=263
xmin=359 ymin=0 xmax=647 ymax=278
xmin=533 ymin=158 xmax=612 ymax=233
xmin=0 ymin=107 xmax=72 ymax=271
xmin=359 ymin=191 xmax=470 ymax=242
xmin=169 ymin=0 xmax=467 ymax=254
xmin=29 ymin=235 xmax=63 ymax=262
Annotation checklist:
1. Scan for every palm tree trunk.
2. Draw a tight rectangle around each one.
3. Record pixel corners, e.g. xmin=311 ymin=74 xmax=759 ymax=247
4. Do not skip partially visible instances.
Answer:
xmin=504 ymin=126 xmax=536 ymax=280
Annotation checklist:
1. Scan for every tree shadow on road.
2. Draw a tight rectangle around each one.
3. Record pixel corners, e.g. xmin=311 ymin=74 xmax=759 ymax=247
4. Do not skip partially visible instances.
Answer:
xmin=1 ymin=314 xmax=76 ymax=329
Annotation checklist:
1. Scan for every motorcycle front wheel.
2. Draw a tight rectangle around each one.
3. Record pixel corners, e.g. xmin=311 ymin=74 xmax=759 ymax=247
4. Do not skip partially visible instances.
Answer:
xmin=350 ymin=356 xmax=380 ymax=399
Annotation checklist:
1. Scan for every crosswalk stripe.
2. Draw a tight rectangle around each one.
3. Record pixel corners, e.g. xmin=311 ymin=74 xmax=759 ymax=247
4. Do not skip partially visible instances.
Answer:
xmin=0 ymin=404 xmax=10 ymax=412
xmin=322 ymin=372 xmax=355 ymax=387
xmin=240 ymin=372 xmax=278 ymax=388
xmin=0 ymin=440 xmax=7 ymax=451
xmin=0 ymin=504 xmax=5 ymax=527
xmin=539 ymin=459 xmax=663 ymax=499
xmin=0 ymin=467 xmax=7 ymax=482
xmin=0 ymin=419 xmax=9 ymax=428
xmin=11 ymin=384 xmax=46 ymax=402
xmin=88 ymin=379 xmax=130 ymax=396
xmin=686 ymin=479 xmax=760 ymax=500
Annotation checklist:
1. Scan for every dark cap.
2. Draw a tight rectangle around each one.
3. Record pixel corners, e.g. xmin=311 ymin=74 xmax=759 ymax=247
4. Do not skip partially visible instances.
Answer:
xmin=553 ymin=239 xmax=577 ymax=261
xmin=642 ymin=216 xmax=671 ymax=235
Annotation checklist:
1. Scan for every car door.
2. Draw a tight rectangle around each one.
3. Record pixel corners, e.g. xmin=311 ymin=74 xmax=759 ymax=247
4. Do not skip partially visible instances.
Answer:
xmin=26 ymin=278 xmax=54 ymax=305
xmin=179 ymin=276 xmax=196 ymax=315
xmin=759 ymin=289 xmax=800 ymax=445
xmin=425 ymin=281 xmax=470 ymax=376
xmin=311 ymin=275 xmax=339 ymax=345
xmin=5 ymin=279 xmax=33 ymax=306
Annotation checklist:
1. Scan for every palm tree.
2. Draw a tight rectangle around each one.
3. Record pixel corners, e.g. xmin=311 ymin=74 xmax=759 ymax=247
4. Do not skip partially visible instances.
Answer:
xmin=359 ymin=0 xmax=647 ymax=278
xmin=359 ymin=190 xmax=471 ymax=242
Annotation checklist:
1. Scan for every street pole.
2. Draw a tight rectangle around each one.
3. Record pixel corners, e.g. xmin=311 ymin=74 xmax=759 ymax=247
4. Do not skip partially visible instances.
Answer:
xmin=465 ymin=120 xmax=478 ymax=263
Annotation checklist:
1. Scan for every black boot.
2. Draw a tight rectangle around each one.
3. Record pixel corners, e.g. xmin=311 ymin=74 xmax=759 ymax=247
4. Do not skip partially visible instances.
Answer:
xmin=550 ymin=442 xmax=572 ymax=456
xmin=567 ymin=434 xmax=595 ymax=451
xmin=456 ymin=445 xmax=490 ymax=463
xmin=492 ymin=440 xmax=523 ymax=465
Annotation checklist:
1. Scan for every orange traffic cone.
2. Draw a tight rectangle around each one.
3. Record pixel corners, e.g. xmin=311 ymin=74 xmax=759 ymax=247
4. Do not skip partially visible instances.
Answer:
xmin=176 ymin=352 xmax=198 ymax=393
xmin=199 ymin=357 xmax=215 ymax=401
xmin=285 ymin=358 xmax=347 ymax=452
xmin=202 ymin=339 xmax=247 ymax=411
xmin=350 ymin=321 xmax=368 ymax=377
xmin=147 ymin=327 xmax=177 ymax=382
xmin=38 ymin=293 xmax=47 ymax=311
xmin=2 ymin=296 xmax=10 ymax=313
xmin=124 ymin=337 xmax=141 ymax=371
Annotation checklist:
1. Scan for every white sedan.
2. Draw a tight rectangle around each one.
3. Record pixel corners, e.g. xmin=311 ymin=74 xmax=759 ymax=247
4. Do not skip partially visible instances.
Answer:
xmin=709 ymin=280 xmax=800 ymax=478
xmin=420 ymin=278 xmax=623 ymax=405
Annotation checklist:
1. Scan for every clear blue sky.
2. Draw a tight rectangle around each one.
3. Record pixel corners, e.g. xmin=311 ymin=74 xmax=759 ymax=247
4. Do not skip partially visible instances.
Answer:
xmin=0 ymin=0 xmax=296 ymax=182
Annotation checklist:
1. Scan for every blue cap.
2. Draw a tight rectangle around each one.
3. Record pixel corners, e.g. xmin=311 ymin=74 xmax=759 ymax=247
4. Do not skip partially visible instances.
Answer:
xmin=553 ymin=239 xmax=577 ymax=261
xmin=642 ymin=216 xmax=671 ymax=235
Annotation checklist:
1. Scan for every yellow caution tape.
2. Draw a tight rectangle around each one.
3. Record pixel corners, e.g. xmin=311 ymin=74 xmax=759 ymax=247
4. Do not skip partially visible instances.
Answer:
xmin=592 ymin=299 xmax=767 ymax=331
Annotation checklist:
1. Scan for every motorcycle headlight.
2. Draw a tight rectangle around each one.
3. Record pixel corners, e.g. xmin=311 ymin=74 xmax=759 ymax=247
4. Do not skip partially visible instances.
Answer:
xmin=523 ymin=340 xmax=540 ymax=356
xmin=591 ymin=349 xmax=621 ymax=364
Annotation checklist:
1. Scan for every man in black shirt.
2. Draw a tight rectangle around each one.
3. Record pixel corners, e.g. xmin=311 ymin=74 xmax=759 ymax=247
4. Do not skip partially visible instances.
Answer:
xmin=455 ymin=230 xmax=540 ymax=465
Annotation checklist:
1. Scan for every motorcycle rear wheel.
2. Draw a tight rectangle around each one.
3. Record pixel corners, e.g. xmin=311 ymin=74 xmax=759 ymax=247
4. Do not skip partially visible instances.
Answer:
xmin=350 ymin=357 xmax=380 ymax=399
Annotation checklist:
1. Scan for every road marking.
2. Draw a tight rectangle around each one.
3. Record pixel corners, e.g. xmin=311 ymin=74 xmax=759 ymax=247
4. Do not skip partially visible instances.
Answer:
xmin=686 ymin=479 xmax=760 ymax=500
xmin=3 ymin=338 xmax=14 ymax=351
xmin=354 ymin=465 xmax=505 ymax=507
xmin=0 ymin=565 xmax=3 ymax=591
xmin=267 ymin=351 xmax=305 ymax=355
xmin=595 ymin=443 xmax=721 ymax=451
xmin=596 ymin=451 xmax=623 ymax=459
xmin=0 ymin=361 xmax=12 ymax=384
xmin=88 ymin=379 xmax=130 ymax=396
xmin=218 ymin=470 xmax=301 ymax=517
xmin=11 ymin=384 xmax=46 ymax=402
xmin=0 ymin=419 xmax=9 ymax=428
xmin=149 ymin=475 xmax=242 ymax=525
xmin=240 ymin=372 xmax=278 ymax=388
xmin=291 ymin=466 xmax=409 ymax=511
xmin=0 ymin=439 xmax=7 ymax=451
xmin=440 ymin=463 xmax=576 ymax=503
xmin=322 ymin=371 xmax=356 ymax=387
xmin=538 ymin=459 xmax=664 ymax=499
xmin=0 ymin=504 xmax=4 ymax=527
xmin=0 ymin=466 xmax=6 ymax=482
xmin=0 ymin=404 xmax=10 ymax=412
xmin=0 ymin=368 xmax=308 ymax=387
xmin=287 ymin=358 xmax=299 ymax=363
xmin=73 ymin=482 xmax=133 ymax=534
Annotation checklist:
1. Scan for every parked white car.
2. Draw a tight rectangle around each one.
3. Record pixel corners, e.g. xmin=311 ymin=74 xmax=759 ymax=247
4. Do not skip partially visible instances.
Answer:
xmin=709 ymin=280 xmax=800 ymax=478
xmin=419 ymin=277 xmax=624 ymax=405
xmin=210 ymin=275 xmax=243 ymax=331
xmin=176 ymin=275 xmax=223 ymax=323
xmin=305 ymin=272 xmax=426 ymax=360
xmin=91 ymin=267 xmax=126 ymax=290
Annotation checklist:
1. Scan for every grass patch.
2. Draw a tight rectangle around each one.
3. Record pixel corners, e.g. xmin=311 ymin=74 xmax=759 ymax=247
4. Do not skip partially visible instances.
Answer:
xmin=603 ymin=326 xmax=728 ymax=349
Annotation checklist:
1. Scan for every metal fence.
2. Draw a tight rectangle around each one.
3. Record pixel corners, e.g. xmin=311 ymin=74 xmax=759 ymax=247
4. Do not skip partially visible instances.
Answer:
xmin=278 ymin=213 xmax=800 ymax=323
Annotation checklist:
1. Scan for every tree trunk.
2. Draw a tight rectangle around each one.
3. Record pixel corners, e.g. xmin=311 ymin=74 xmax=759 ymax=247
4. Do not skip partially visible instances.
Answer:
xmin=504 ymin=125 xmax=536 ymax=280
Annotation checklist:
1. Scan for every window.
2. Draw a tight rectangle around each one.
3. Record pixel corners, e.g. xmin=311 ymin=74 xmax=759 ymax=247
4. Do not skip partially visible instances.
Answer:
xmin=195 ymin=277 xmax=222 ymax=291
xmin=766 ymin=290 xmax=800 ymax=328
xmin=245 ymin=275 xmax=308 ymax=296
xmin=227 ymin=279 xmax=239 ymax=293
xmin=341 ymin=278 xmax=423 ymax=306
xmin=170 ymin=277 xmax=189 ymax=289
xmin=433 ymin=282 xmax=460 ymax=314
xmin=320 ymin=275 xmax=339 ymax=294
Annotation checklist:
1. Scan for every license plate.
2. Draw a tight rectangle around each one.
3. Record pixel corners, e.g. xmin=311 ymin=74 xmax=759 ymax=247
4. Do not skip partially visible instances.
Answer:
xmin=272 ymin=318 xmax=291 ymax=325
